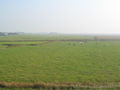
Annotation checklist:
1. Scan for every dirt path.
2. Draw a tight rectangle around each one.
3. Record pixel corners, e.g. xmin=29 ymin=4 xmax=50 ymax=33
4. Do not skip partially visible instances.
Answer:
xmin=0 ymin=82 xmax=119 ymax=89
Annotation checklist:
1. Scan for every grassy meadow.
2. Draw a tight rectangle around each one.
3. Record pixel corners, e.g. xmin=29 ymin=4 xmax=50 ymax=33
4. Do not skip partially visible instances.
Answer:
xmin=0 ymin=34 xmax=94 ymax=41
xmin=0 ymin=35 xmax=120 ymax=89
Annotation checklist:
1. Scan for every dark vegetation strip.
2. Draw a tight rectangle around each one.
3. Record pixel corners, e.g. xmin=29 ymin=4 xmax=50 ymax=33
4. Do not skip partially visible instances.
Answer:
xmin=0 ymin=82 xmax=119 ymax=89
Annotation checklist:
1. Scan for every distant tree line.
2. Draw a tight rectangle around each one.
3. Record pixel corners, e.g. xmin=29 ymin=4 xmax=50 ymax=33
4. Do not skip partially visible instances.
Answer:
xmin=0 ymin=32 xmax=24 ymax=36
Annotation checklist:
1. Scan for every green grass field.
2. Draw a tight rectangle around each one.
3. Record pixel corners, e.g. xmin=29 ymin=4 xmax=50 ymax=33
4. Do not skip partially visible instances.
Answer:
xmin=0 ymin=41 xmax=43 ymax=44
xmin=0 ymin=35 xmax=120 ymax=89
xmin=0 ymin=34 xmax=94 ymax=41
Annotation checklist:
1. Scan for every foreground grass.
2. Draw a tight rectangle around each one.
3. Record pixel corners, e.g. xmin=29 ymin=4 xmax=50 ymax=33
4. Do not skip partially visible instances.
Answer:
xmin=0 ymin=40 xmax=120 ymax=89
xmin=0 ymin=41 xmax=120 ymax=82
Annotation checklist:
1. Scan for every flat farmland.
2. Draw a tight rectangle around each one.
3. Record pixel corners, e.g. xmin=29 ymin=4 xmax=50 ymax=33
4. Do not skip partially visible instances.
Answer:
xmin=0 ymin=34 xmax=94 ymax=41
xmin=0 ymin=35 xmax=120 ymax=89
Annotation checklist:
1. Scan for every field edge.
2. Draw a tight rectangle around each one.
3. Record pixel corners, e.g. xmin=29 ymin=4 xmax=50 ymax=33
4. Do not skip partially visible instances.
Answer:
xmin=0 ymin=82 xmax=120 ymax=89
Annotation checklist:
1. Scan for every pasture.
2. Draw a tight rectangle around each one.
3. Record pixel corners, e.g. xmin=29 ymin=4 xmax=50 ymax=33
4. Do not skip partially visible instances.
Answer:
xmin=0 ymin=35 xmax=120 ymax=89
xmin=0 ymin=34 xmax=94 ymax=41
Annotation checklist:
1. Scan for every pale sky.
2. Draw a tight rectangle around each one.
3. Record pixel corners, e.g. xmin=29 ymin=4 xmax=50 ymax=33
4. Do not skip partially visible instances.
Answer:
xmin=0 ymin=0 xmax=120 ymax=34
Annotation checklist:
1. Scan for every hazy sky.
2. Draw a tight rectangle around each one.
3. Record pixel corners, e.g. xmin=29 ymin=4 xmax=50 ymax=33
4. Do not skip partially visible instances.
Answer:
xmin=0 ymin=0 xmax=120 ymax=34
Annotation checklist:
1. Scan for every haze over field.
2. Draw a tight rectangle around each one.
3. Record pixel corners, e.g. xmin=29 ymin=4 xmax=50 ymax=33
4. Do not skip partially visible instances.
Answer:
xmin=0 ymin=0 xmax=120 ymax=34
xmin=1 ymin=1 xmax=120 ymax=89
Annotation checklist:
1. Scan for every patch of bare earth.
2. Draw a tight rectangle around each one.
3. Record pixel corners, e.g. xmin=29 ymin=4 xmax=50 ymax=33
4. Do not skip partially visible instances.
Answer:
xmin=0 ymin=82 xmax=119 ymax=89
